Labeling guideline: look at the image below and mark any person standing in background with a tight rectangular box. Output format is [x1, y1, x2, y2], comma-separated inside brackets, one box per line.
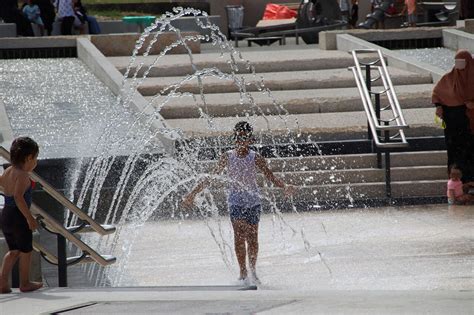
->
[460, 0, 474, 19]
[54, 0, 75, 35]
[339, 0, 350, 23]
[34, 0, 55, 36]
[371, 0, 385, 29]
[400, 0, 417, 27]
[433, 50, 474, 182]
[350, 0, 359, 28]
[22, 0, 45, 36]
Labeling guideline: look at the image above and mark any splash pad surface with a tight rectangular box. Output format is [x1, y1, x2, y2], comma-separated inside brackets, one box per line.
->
[118, 204, 473, 290]
[1, 204, 472, 314]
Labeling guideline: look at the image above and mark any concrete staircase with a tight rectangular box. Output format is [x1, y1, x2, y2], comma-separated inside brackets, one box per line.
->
[190, 151, 447, 207]
[108, 46, 447, 205]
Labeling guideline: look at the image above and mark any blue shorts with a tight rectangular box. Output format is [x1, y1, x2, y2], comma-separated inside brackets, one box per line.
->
[229, 204, 261, 225]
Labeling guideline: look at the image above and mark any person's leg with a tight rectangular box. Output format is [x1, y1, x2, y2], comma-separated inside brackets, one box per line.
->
[87, 16, 101, 34]
[246, 222, 259, 279]
[45, 21, 53, 35]
[61, 16, 74, 35]
[231, 220, 248, 279]
[18, 251, 42, 292]
[0, 250, 20, 293]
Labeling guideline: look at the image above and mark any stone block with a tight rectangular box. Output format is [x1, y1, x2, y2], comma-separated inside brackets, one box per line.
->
[0, 23, 16, 38]
[170, 15, 221, 40]
[353, 27, 443, 41]
[457, 33, 474, 52]
[319, 30, 343, 50]
[90, 32, 201, 56]
[0, 36, 76, 49]
[98, 20, 137, 34]
[442, 29, 458, 50]
[443, 29, 474, 53]
[465, 19, 474, 34]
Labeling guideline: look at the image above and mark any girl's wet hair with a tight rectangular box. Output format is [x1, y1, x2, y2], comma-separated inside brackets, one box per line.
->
[10, 137, 39, 167]
[233, 121, 254, 141]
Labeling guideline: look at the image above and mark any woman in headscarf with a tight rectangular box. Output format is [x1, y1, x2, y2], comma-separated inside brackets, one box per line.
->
[433, 50, 474, 182]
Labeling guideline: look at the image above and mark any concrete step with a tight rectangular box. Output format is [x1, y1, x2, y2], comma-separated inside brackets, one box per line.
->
[292, 179, 446, 200]
[197, 151, 447, 172]
[187, 179, 446, 205]
[267, 166, 447, 185]
[287, 180, 445, 200]
[109, 49, 380, 77]
[190, 152, 448, 201]
[138, 67, 432, 96]
[166, 108, 443, 138]
[149, 84, 434, 119]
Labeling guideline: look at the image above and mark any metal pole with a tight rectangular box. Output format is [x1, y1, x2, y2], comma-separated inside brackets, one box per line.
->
[366, 64, 372, 143]
[375, 93, 382, 168]
[384, 122, 391, 199]
[57, 234, 67, 287]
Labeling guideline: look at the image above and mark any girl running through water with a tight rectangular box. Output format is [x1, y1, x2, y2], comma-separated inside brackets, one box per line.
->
[183, 121, 294, 284]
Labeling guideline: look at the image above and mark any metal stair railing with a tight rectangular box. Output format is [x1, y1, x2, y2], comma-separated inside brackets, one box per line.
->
[0, 146, 115, 236]
[0, 146, 116, 287]
[349, 49, 409, 146]
[348, 49, 410, 198]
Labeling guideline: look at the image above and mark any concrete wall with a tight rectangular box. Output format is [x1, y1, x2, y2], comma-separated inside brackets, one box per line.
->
[90, 32, 200, 57]
[320, 27, 446, 50]
[0, 99, 14, 149]
[335, 33, 445, 82]
[76, 38, 175, 154]
[0, 36, 77, 48]
[0, 23, 16, 38]
[443, 28, 474, 52]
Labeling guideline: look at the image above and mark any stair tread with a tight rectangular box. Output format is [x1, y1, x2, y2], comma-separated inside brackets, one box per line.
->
[147, 84, 434, 119]
[138, 67, 431, 95]
[109, 49, 381, 76]
[66, 224, 116, 233]
[166, 108, 442, 136]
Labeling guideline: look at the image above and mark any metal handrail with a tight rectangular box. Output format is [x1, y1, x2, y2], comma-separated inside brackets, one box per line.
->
[0, 146, 115, 236]
[349, 49, 409, 148]
[30, 202, 116, 266]
[349, 49, 413, 198]
[0, 187, 115, 267]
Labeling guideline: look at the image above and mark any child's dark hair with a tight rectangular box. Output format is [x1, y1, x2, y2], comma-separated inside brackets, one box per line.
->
[10, 137, 39, 167]
[233, 121, 253, 141]
[449, 164, 460, 173]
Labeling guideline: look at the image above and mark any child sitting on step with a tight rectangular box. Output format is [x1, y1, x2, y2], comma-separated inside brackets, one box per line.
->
[22, 0, 45, 36]
[447, 164, 474, 205]
[0, 137, 42, 294]
[183, 121, 294, 284]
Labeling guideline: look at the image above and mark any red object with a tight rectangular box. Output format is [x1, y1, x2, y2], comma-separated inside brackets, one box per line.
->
[31, 180, 36, 189]
[386, 4, 397, 15]
[263, 3, 297, 20]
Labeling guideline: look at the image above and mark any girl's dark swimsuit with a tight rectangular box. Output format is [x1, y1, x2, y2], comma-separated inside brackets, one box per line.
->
[1, 184, 33, 253]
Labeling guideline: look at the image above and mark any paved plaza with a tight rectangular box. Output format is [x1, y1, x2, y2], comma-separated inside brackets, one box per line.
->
[1, 204, 472, 314]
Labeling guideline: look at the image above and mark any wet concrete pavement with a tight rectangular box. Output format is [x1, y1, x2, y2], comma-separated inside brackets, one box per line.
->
[1, 204, 472, 314]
